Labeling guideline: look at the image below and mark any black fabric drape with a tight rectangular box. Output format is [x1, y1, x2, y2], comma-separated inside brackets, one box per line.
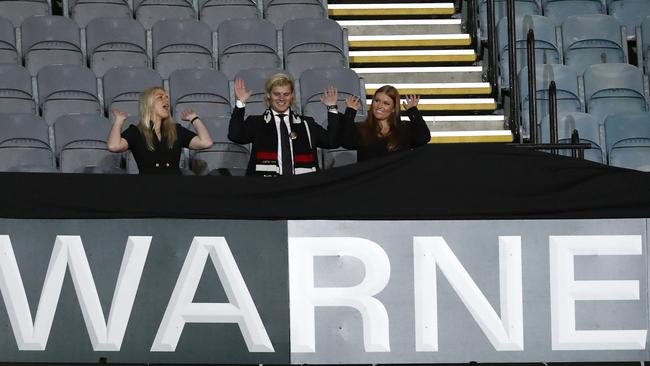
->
[2, 143, 650, 220]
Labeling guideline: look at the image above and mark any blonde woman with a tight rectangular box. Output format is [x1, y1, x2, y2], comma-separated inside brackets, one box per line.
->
[107, 86, 213, 175]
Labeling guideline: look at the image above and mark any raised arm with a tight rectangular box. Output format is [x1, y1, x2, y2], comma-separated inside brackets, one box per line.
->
[181, 109, 213, 149]
[402, 94, 431, 147]
[228, 78, 255, 144]
[107, 108, 129, 152]
[340, 94, 361, 149]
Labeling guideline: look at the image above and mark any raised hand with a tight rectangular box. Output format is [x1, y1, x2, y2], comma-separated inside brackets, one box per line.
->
[319, 86, 338, 106]
[346, 95, 361, 111]
[181, 108, 198, 121]
[402, 94, 420, 110]
[234, 78, 252, 103]
[111, 108, 127, 122]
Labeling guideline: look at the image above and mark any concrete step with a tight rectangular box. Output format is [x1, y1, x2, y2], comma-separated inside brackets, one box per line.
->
[365, 82, 491, 95]
[428, 130, 513, 143]
[369, 97, 497, 111]
[328, 3, 456, 17]
[411, 115, 506, 130]
[337, 19, 462, 35]
[349, 49, 476, 64]
[348, 33, 470, 48]
[353, 66, 484, 83]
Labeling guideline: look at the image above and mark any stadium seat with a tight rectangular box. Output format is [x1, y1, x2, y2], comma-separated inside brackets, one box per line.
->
[497, 15, 560, 89]
[217, 18, 281, 79]
[37, 64, 101, 127]
[189, 116, 249, 175]
[86, 17, 148, 77]
[640, 16, 650, 73]
[134, 0, 196, 30]
[0, 16, 19, 64]
[0, 113, 55, 172]
[519, 64, 581, 137]
[321, 148, 357, 169]
[168, 68, 231, 122]
[299, 66, 365, 127]
[263, 0, 327, 29]
[53, 113, 122, 173]
[478, 0, 541, 41]
[283, 17, 347, 79]
[152, 19, 214, 79]
[562, 14, 626, 74]
[0, 0, 50, 27]
[21, 15, 83, 76]
[540, 112, 604, 163]
[67, 0, 132, 27]
[103, 67, 163, 117]
[198, 0, 259, 31]
[583, 63, 647, 125]
[0, 64, 36, 114]
[604, 112, 650, 170]
[542, 0, 606, 26]
[608, 0, 650, 38]
[233, 67, 284, 116]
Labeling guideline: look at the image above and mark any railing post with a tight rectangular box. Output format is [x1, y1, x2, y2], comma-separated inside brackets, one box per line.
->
[526, 28, 537, 144]
[487, 0, 498, 93]
[467, 0, 479, 55]
[570, 129, 584, 159]
[507, 0, 520, 141]
[549, 81, 558, 154]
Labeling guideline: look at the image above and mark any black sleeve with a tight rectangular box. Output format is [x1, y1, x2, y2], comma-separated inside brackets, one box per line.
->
[309, 110, 344, 149]
[177, 124, 197, 148]
[405, 107, 431, 147]
[341, 107, 360, 149]
[228, 106, 255, 144]
[120, 125, 140, 149]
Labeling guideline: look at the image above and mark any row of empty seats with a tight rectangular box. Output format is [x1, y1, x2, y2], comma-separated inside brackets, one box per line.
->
[0, 15, 348, 78]
[0, 0, 327, 29]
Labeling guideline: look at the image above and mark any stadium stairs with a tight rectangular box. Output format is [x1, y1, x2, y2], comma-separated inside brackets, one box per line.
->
[327, 0, 511, 143]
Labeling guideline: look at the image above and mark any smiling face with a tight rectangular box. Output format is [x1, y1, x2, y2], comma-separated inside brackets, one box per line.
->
[371, 92, 395, 122]
[151, 89, 170, 121]
[269, 84, 293, 113]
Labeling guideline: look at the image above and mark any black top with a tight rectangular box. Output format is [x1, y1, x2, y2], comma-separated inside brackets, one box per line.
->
[341, 106, 431, 161]
[121, 123, 196, 175]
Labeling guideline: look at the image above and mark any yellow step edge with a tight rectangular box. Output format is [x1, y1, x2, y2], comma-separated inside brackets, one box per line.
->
[349, 39, 471, 48]
[429, 135, 513, 143]
[415, 103, 497, 111]
[366, 86, 492, 95]
[350, 54, 477, 63]
[329, 8, 455, 16]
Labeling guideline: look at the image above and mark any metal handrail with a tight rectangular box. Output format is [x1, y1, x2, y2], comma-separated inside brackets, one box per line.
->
[548, 80, 558, 154]
[487, 0, 498, 92]
[467, 0, 479, 55]
[506, 0, 520, 142]
[526, 28, 537, 144]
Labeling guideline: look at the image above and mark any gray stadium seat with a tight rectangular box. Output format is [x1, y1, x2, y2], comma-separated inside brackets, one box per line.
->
[299, 66, 366, 127]
[169, 68, 231, 122]
[134, 0, 196, 30]
[540, 112, 604, 163]
[37, 65, 101, 126]
[67, 0, 132, 27]
[519, 64, 581, 137]
[218, 18, 281, 79]
[198, 0, 258, 31]
[0, 64, 36, 114]
[605, 112, 650, 170]
[478, 0, 541, 41]
[0, 0, 50, 27]
[498, 15, 559, 89]
[152, 19, 214, 79]
[263, 0, 326, 29]
[233, 67, 284, 116]
[608, 0, 650, 39]
[562, 14, 625, 75]
[584, 63, 647, 125]
[0, 16, 19, 64]
[86, 17, 148, 77]
[53, 113, 122, 173]
[283, 17, 346, 79]
[542, 0, 606, 26]
[21, 15, 83, 76]
[321, 148, 357, 169]
[103, 66, 163, 117]
[0, 113, 55, 171]
[189, 116, 249, 175]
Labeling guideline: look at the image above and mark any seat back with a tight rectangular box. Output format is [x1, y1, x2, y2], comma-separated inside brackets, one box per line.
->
[189, 116, 249, 175]
[69, 0, 131, 27]
[604, 112, 650, 170]
[542, 0, 605, 25]
[562, 14, 625, 74]
[86, 17, 148, 77]
[21, 15, 83, 76]
[152, 19, 214, 79]
[199, 0, 258, 31]
[478, 0, 541, 40]
[283, 17, 346, 78]
[541, 112, 603, 163]
[584, 63, 647, 124]
[133, 0, 196, 29]
[0, 16, 18, 64]
[0, 113, 54, 171]
[0, 0, 49, 27]
[218, 18, 280, 79]
[608, 0, 650, 37]
[103, 67, 163, 116]
[169, 68, 231, 121]
[263, 0, 326, 29]
[0, 64, 36, 114]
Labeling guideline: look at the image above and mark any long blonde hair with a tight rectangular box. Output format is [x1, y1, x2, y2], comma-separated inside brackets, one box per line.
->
[137, 86, 177, 151]
[264, 73, 295, 108]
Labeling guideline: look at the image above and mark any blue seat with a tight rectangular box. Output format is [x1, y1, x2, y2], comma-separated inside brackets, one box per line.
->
[604, 112, 650, 170]
[67, 0, 131, 27]
[103, 67, 163, 117]
[86, 17, 148, 77]
[152, 19, 214, 79]
[541, 112, 604, 163]
[233, 67, 284, 116]
[478, 0, 541, 40]
[0, 64, 36, 114]
[0, 113, 55, 172]
[519, 64, 581, 137]
[608, 0, 650, 38]
[283, 18, 346, 79]
[497, 15, 559, 89]
[263, 0, 326, 29]
[562, 14, 625, 74]
[0, 0, 50, 27]
[189, 116, 249, 175]
[168, 68, 231, 121]
[584, 63, 647, 125]
[0, 16, 18, 64]
[542, 0, 605, 26]
[198, 0, 258, 31]
[21, 15, 83, 76]
[134, 0, 196, 30]
[218, 18, 281, 79]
